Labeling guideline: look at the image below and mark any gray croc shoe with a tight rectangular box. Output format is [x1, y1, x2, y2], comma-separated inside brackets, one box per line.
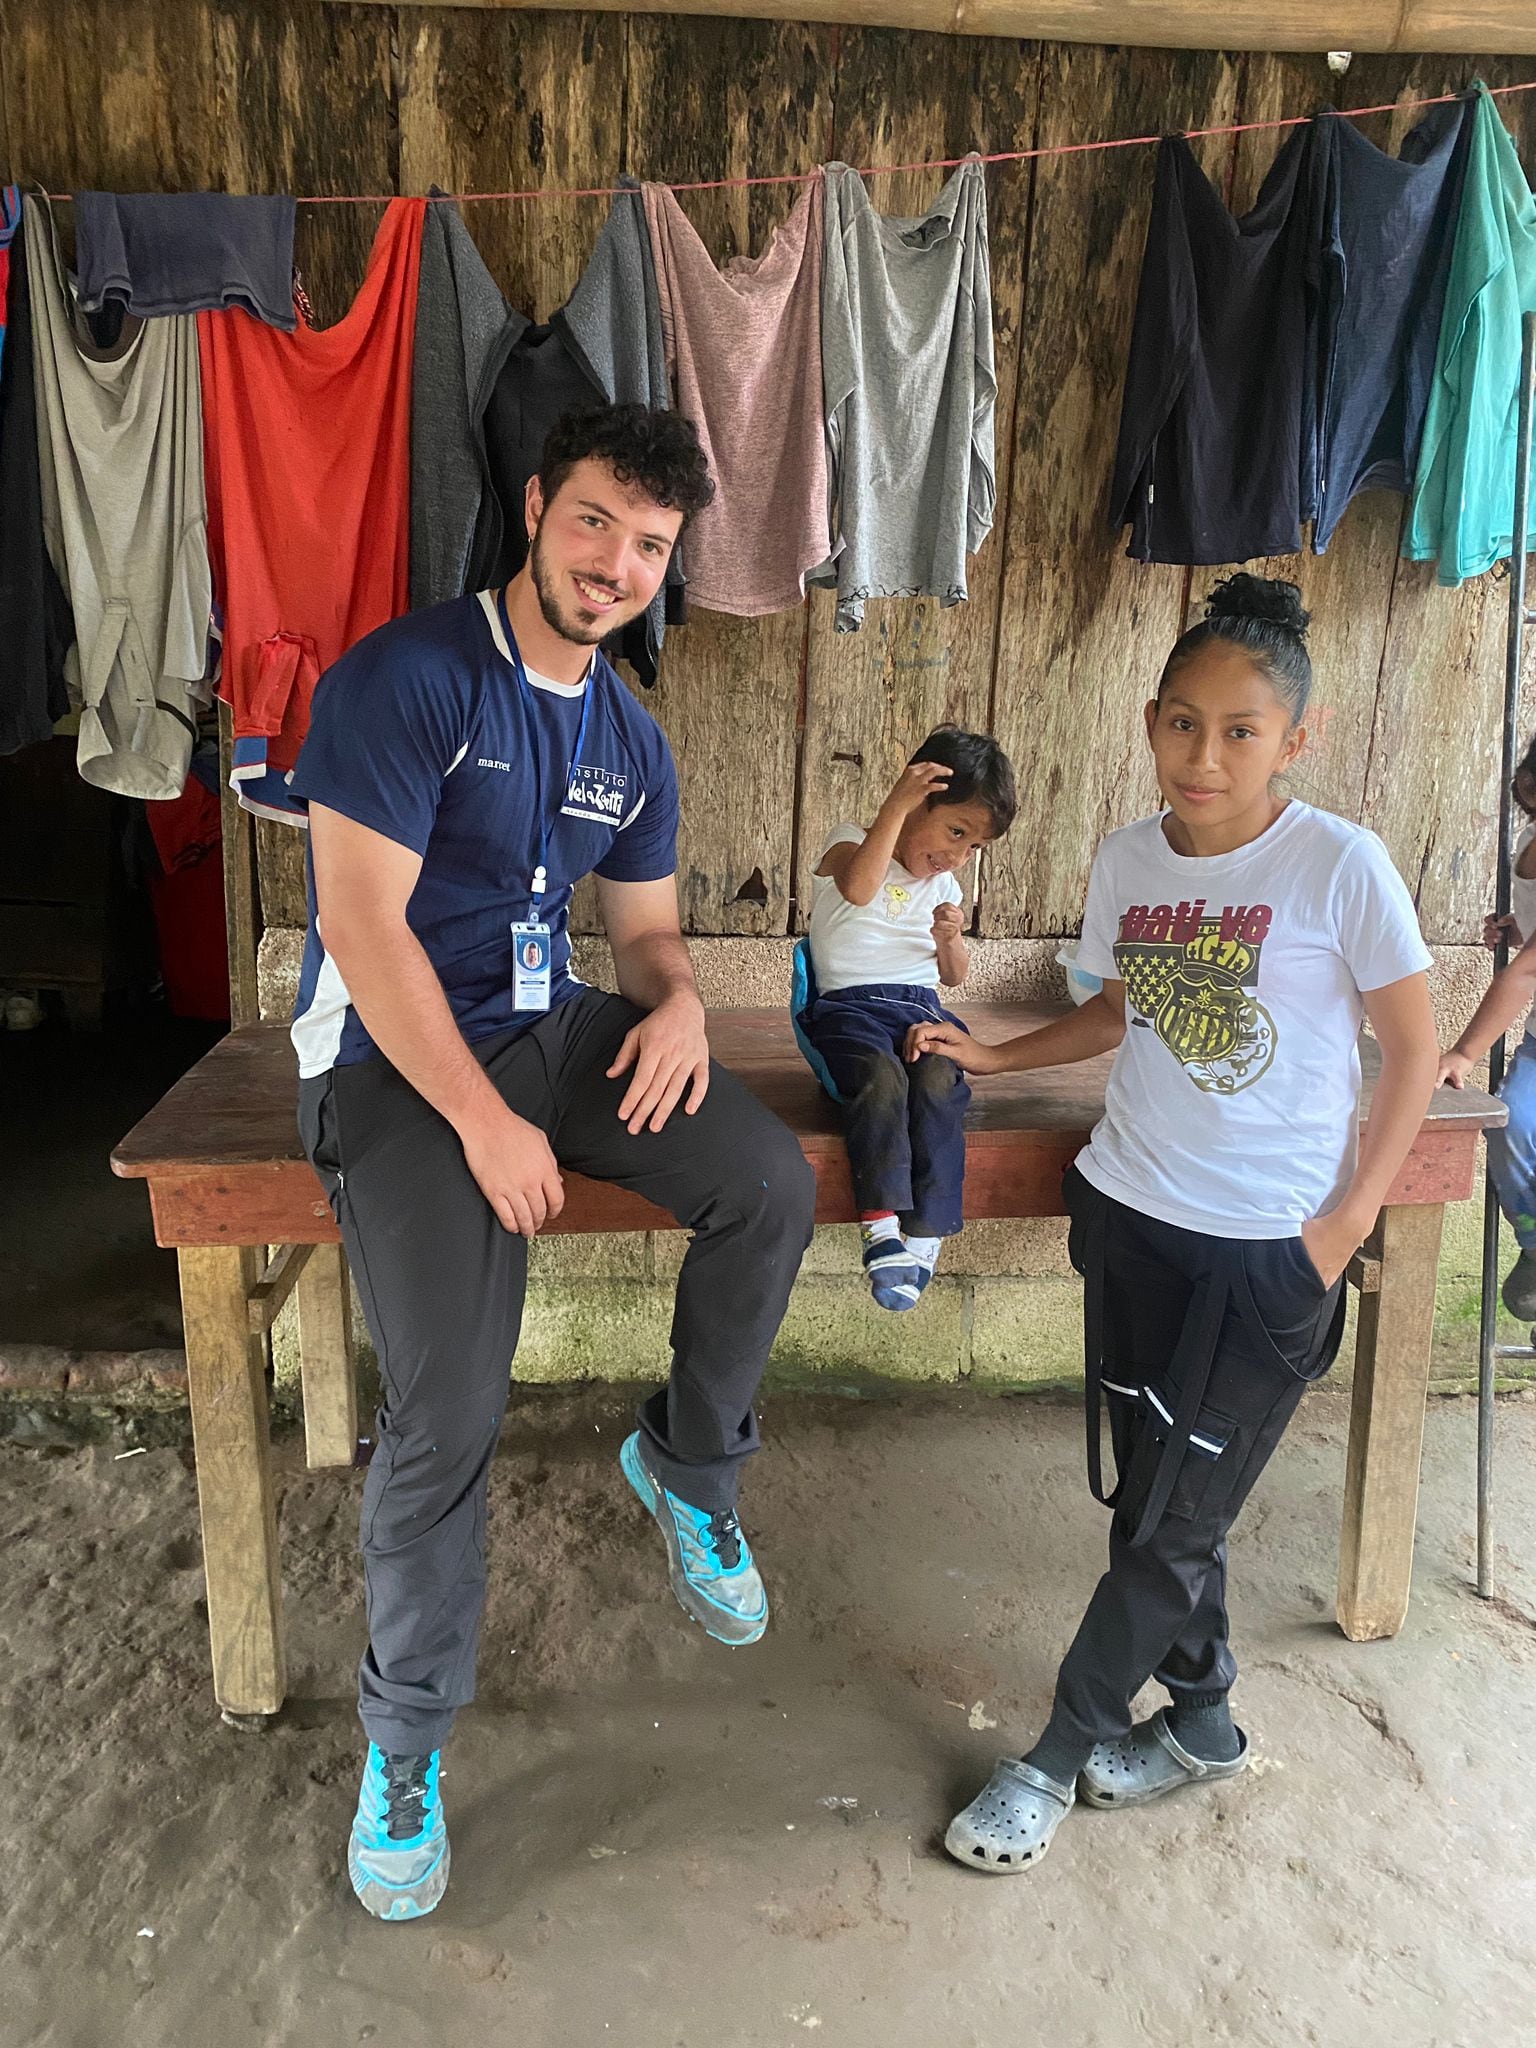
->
[944, 1758, 1075, 1875]
[1078, 1708, 1249, 1809]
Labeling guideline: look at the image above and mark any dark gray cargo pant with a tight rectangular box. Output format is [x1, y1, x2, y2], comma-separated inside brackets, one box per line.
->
[299, 989, 816, 1754]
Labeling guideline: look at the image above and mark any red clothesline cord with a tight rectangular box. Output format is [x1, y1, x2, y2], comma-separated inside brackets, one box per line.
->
[42, 77, 1536, 206]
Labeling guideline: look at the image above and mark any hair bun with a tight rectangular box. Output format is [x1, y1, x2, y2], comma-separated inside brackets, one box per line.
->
[1204, 573, 1310, 638]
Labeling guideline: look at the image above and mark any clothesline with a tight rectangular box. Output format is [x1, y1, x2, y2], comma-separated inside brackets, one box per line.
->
[38, 75, 1536, 207]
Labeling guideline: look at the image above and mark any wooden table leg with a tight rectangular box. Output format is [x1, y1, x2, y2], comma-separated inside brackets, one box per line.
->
[1336, 1203, 1445, 1642]
[296, 1241, 358, 1470]
[179, 1244, 286, 1717]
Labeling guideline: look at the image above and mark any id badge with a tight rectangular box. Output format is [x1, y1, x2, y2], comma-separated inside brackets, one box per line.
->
[511, 922, 552, 1012]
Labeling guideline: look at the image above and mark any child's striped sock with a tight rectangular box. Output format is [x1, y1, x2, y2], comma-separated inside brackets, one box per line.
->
[859, 1214, 922, 1312]
[905, 1235, 943, 1297]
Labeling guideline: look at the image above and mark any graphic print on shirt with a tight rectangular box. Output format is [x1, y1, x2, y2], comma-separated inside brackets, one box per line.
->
[883, 881, 914, 922]
[562, 762, 628, 825]
[1113, 900, 1276, 1095]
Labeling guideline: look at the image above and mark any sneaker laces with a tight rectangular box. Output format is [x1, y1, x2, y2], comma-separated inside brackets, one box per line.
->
[382, 1753, 433, 1841]
[706, 1507, 743, 1571]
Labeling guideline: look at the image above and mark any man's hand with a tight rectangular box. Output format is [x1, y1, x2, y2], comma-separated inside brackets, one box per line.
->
[931, 902, 965, 944]
[1436, 1049, 1474, 1090]
[884, 760, 952, 817]
[608, 993, 711, 1134]
[905, 1020, 1003, 1073]
[458, 1103, 565, 1237]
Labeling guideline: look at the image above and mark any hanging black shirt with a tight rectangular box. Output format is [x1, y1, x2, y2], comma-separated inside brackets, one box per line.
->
[468, 316, 685, 688]
[1109, 126, 1321, 566]
[0, 204, 73, 756]
[1308, 96, 1474, 551]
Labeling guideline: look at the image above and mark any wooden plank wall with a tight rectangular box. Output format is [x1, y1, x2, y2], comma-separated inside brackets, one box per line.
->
[3, 4, 1531, 948]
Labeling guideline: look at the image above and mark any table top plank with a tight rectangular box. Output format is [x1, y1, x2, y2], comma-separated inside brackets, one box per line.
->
[113, 1006, 1503, 1182]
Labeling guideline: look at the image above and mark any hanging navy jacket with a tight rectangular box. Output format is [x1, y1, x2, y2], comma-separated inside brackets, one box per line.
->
[1110, 127, 1322, 566]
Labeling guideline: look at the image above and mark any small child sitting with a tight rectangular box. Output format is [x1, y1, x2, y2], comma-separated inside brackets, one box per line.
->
[801, 727, 1018, 1310]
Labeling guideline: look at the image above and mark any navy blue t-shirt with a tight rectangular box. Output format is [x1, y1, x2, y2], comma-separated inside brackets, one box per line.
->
[288, 590, 679, 1075]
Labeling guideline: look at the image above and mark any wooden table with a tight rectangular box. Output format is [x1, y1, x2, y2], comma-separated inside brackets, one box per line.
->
[113, 1004, 1504, 1723]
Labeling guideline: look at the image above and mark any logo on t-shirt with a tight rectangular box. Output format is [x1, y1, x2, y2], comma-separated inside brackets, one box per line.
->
[561, 763, 627, 826]
[1113, 900, 1276, 1095]
[882, 881, 914, 922]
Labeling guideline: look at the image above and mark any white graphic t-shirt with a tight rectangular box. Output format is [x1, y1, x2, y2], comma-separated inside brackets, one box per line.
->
[808, 824, 964, 994]
[1074, 802, 1433, 1239]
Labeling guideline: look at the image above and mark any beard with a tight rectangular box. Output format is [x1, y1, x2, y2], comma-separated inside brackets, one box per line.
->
[529, 525, 636, 647]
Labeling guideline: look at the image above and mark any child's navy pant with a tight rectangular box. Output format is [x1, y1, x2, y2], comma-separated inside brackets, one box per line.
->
[801, 982, 970, 1238]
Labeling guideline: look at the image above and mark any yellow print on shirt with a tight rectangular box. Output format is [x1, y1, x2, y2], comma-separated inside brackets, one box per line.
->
[1112, 900, 1277, 1095]
[882, 882, 913, 922]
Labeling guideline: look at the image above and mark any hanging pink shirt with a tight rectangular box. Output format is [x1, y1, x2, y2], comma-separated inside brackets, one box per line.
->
[643, 178, 828, 616]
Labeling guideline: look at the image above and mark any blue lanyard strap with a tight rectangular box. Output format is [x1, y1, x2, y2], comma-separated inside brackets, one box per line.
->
[497, 587, 594, 923]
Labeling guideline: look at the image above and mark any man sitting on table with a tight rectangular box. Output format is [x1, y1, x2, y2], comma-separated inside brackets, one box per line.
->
[288, 403, 815, 1921]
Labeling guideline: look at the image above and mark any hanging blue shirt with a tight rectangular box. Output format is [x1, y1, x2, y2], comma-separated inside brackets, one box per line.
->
[287, 590, 679, 1076]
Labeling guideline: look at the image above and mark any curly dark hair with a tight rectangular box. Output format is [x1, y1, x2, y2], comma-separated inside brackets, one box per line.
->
[908, 726, 1018, 839]
[538, 403, 716, 526]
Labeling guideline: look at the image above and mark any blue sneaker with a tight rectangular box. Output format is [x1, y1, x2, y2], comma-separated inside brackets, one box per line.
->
[348, 1743, 450, 1921]
[860, 1225, 922, 1311]
[620, 1431, 768, 1645]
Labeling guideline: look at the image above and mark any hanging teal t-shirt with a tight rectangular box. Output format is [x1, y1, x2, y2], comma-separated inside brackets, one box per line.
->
[1404, 84, 1536, 586]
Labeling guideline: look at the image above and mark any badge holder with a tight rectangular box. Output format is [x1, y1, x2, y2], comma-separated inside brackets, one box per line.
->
[512, 864, 552, 1012]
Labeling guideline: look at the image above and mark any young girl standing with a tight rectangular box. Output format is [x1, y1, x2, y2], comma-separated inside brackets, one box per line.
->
[910, 576, 1439, 1873]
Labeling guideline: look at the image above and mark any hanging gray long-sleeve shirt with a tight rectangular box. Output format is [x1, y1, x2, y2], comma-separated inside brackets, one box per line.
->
[815, 158, 996, 632]
[26, 195, 210, 800]
[408, 193, 525, 613]
[555, 176, 681, 675]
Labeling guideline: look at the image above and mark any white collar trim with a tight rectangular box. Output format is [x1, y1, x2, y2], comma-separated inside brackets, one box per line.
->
[477, 589, 594, 698]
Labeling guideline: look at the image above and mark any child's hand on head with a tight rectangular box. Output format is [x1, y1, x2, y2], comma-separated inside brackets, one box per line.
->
[932, 902, 965, 943]
[885, 760, 953, 816]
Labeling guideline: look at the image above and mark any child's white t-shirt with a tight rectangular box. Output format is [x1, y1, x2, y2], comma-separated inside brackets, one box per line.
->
[807, 824, 963, 994]
[1074, 801, 1432, 1239]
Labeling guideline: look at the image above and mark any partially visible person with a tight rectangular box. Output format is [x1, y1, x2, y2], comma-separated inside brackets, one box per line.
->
[1437, 734, 1536, 1319]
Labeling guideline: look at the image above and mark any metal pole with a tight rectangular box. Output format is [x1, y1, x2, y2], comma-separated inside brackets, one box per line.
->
[1478, 309, 1536, 1599]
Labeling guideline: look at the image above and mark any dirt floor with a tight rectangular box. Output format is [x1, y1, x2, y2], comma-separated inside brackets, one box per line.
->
[3, 1385, 1534, 2048]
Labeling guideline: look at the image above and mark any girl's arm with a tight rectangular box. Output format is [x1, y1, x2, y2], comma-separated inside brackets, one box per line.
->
[1438, 938, 1536, 1087]
[906, 982, 1127, 1074]
[1302, 971, 1439, 1288]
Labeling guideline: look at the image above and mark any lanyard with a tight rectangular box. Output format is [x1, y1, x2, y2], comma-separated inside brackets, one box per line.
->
[498, 587, 594, 923]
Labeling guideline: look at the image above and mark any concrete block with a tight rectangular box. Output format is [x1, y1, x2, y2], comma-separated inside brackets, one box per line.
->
[949, 1217, 1073, 1278]
[515, 1282, 675, 1384]
[770, 1276, 966, 1383]
[528, 1232, 649, 1280]
[257, 926, 303, 1022]
[969, 1276, 1084, 1387]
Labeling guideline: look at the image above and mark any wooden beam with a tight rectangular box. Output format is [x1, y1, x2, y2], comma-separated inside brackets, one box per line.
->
[296, 1242, 358, 1471]
[334, 1, 1536, 58]
[217, 700, 260, 1030]
[178, 1245, 286, 1719]
[1336, 1203, 1446, 1643]
[246, 1241, 314, 1336]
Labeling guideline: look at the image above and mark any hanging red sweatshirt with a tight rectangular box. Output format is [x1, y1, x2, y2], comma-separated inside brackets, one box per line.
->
[199, 197, 424, 822]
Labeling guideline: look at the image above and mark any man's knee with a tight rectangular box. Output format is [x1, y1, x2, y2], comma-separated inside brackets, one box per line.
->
[724, 1107, 816, 1240]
